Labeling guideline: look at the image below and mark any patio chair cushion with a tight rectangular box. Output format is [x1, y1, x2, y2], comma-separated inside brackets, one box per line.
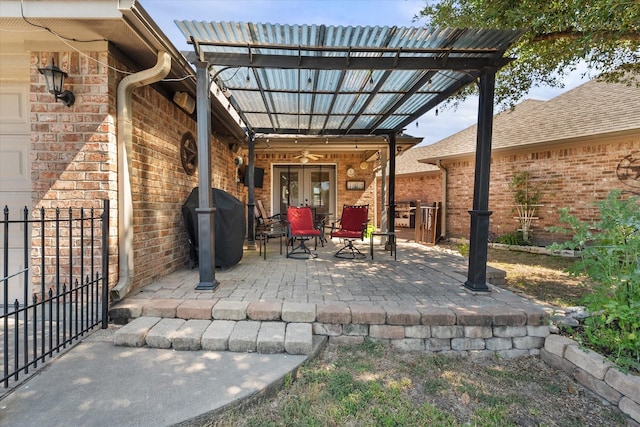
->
[287, 206, 321, 237]
[331, 229, 362, 239]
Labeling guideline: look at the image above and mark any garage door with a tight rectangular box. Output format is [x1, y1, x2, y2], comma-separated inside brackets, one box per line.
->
[0, 50, 31, 307]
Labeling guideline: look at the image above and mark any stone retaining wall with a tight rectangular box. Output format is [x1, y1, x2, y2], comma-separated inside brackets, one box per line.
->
[109, 299, 550, 357]
[311, 303, 549, 357]
[542, 335, 640, 423]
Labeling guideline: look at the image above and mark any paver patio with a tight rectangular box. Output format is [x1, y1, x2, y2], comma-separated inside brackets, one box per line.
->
[110, 234, 550, 357]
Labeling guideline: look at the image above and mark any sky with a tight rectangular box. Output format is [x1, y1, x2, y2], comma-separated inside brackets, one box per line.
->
[140, 0, 590, 146]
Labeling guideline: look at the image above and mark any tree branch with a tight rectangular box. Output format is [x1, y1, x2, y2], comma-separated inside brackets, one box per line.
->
[532, 30, 640, 43]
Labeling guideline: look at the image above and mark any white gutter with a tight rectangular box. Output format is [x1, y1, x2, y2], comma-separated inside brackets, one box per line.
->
[436, 159, 447, 239]
[111, 51, 171, 302]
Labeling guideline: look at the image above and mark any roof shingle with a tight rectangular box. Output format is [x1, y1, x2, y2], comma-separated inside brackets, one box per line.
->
[397, 78, 640, 171]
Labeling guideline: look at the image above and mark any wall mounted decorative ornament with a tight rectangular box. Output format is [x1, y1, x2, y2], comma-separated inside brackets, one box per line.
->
[346, 180, 365, 190]
[617, 152, 640, 194]
[180, 131, 197, 175]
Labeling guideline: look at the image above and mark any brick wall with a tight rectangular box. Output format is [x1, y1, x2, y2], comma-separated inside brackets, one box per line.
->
[30, 51, 118, 293]
[443, 132, 640, 245]
[31, 51, 115, 209]
[29, 49, 244, 296]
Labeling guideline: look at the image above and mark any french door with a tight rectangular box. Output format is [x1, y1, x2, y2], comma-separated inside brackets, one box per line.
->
[273, 165, 336, 217]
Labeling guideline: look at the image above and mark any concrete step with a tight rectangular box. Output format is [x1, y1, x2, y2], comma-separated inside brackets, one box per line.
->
[114, 317, 314, 355]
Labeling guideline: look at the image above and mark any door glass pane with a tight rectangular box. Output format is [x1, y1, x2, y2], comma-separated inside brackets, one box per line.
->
[310, 171, 330, 212]
[277, 169, 299, 215]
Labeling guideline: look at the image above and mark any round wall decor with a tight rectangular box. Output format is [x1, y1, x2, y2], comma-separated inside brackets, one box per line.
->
[180, 131, 197, 175]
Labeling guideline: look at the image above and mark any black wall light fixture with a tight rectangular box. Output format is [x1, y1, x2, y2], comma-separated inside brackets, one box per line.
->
[38, 58, 75, 107]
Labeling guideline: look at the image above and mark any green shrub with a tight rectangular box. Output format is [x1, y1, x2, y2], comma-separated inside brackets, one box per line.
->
[548, 190, 640, 372]
[492, 231, 531, 246]
[457, 241, 470, 257]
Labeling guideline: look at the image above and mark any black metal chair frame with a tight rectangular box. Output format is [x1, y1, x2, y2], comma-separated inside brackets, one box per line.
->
[254, 201, 286, 260]
[256, 218, 287, 260]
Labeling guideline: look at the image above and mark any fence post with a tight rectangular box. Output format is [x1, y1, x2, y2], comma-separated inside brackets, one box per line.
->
[433, 202, 441, 244]
[3, 206, 8, 388]
[414, 200, 422, 243]
[101, 199, 110, 329]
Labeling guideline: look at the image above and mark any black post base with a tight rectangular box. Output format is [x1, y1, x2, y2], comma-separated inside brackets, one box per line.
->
[465, 209, 492, 292]
[195, 280, 219, 291]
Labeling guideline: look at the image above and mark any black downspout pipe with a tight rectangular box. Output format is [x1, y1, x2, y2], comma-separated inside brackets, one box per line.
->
[247, 134, 256, 249]
[388, 133, 397, 236]
[194, 61, 218, 290]
[465, 69, 497, 292]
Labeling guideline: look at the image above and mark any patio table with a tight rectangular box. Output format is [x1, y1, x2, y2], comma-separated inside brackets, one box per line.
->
[370, 231, 396, 260]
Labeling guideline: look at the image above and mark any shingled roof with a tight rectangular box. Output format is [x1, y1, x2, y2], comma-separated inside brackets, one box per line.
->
[395, 77, 640, 172]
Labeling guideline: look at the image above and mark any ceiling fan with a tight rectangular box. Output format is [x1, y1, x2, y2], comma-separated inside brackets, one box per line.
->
[294, 150, 323, 163]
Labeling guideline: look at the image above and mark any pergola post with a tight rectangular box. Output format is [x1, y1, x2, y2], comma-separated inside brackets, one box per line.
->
[194, 61, 218, 290]
[465, 68, 497, 292]
[247, 134, 256, 249]
[388, 133, 397, 236]
[380, 148, 388, 234]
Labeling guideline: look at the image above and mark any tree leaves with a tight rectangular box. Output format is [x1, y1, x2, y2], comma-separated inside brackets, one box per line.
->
[416, 0, 640, 107]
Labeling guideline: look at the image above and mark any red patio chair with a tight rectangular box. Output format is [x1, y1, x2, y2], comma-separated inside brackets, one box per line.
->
[285, 205, 321, 258]
[330, 204, 370, 259]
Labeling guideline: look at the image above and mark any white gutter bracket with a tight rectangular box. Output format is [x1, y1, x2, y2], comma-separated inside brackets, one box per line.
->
[111, 51, 171, 302]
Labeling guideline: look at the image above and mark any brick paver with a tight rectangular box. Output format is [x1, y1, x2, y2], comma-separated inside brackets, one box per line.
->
[201, 320, 236, 351]
[176, 300, 217, 320]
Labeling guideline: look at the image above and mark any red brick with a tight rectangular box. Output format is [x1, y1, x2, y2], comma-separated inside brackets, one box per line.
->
[316, 304, 351, 324]
[369, 325, 405, 339]
[141, 299, 180, 318]
[451, 307, 493, 326]
[350, 305, 386, 324]
[418, 307, 456, 326]
[247, 301, 282, 321]
[176, 300, 216, 320]
[385, 307, 420, 325]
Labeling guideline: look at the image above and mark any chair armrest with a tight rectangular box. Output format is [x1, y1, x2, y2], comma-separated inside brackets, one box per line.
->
[329, 217, 341, 233]
[360, 219, 370, 239]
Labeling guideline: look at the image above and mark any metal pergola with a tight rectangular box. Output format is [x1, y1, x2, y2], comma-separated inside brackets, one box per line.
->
[176, 22, 523, 292]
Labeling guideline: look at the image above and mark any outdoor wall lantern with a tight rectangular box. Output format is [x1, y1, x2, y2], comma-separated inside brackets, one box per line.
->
[38, 58, 75, 107]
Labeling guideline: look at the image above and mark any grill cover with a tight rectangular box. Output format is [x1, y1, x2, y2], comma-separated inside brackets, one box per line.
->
[182, 187, 245, 268]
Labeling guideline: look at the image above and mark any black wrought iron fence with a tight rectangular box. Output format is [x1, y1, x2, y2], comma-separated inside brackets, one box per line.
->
[0, 200, 109, 389]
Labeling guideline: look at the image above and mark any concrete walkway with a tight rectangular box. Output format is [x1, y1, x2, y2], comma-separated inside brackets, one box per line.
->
[0, 327, 324, 427]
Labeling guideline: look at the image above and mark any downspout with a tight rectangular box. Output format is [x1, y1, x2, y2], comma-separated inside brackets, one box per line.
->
[436, 160, 447, 239]
[111, 51, 172, 302]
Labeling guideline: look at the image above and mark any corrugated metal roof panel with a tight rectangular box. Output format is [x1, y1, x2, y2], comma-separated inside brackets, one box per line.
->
[176, 21, 523, 135]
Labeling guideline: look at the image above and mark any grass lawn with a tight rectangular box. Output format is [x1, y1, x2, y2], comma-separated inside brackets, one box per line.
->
[486, 247, 589, 307]
[206, 340, 626, 427]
